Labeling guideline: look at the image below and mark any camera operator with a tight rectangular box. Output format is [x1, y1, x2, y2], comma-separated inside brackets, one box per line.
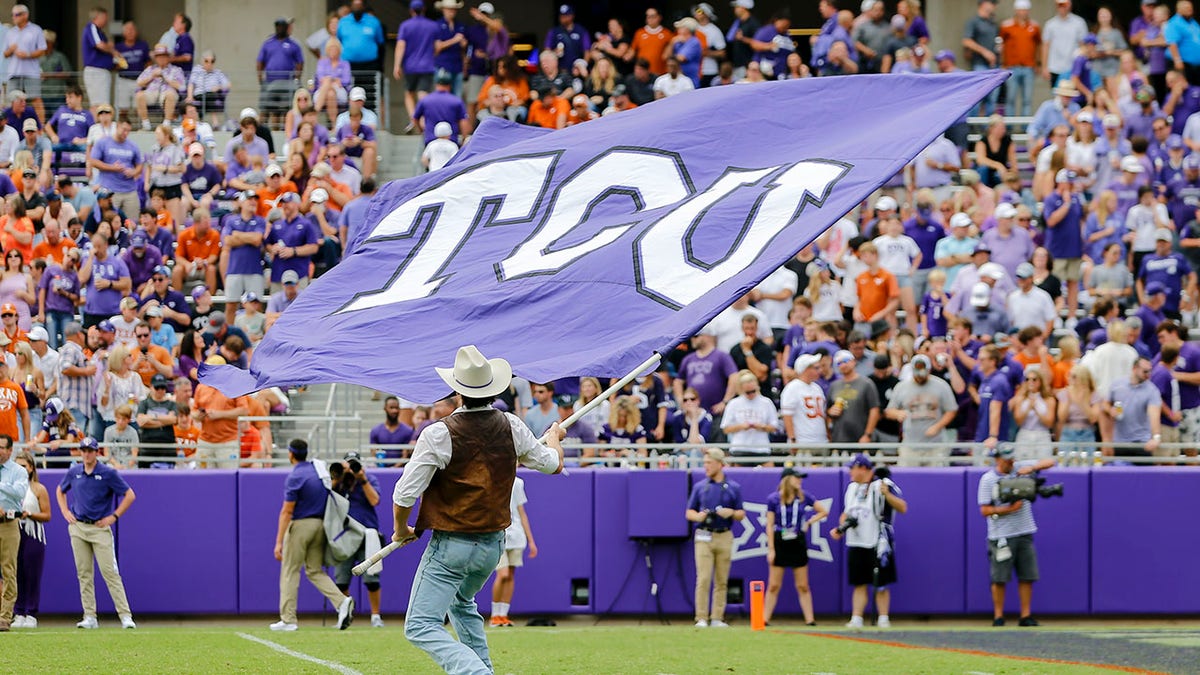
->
[831, 453, 907, 630]
[976, 446, 1055, 627]
[330, 451, 384, 628]
[685, 448, 745, 628]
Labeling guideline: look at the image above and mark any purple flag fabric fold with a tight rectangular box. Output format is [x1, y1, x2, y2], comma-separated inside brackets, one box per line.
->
[203, 72, 1008, 401]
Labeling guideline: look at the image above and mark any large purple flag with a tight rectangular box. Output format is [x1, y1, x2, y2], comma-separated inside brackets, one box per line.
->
[203, 72, 1006, 401]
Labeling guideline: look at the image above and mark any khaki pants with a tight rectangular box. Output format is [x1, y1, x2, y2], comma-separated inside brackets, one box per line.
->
[0, 520, 18, 622]
[195, 440, 239, 469]
[279, 518, 346, 623]
[68, 522, 131, 618]
[694, 530, 734, 622]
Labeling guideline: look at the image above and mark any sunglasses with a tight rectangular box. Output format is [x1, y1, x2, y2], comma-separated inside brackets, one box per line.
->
[682, 397, 697, 402]
[7, 253, 20, 258]
[152, 276, 166, 281]
[136, 333, 151, 338]
[1, 314, 14, 318]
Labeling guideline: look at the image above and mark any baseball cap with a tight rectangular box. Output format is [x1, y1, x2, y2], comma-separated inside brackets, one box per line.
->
[970, 282, 991, 307]
[151, 373, 170, 389]
[310, 188, 329, 204]
[410, 0, 425, 9]
[241, 291, 261, 304]
[264, 164, 283, 177]
[477, 2, 495, 15]
[980, 262, 1006, 280]
[349, 86, 367, 102]
[434, 121, 453, 138]
[27, 326, 47, 342]
[949, 212, 973, 229]
[43, 397, 63, 422]
[278, 192, 301, 204]
[274, 16, 295, 26]
[46, 191, 61, 202]
[934, 49, 955, 63]
[21, 118, 37, 133]
[571, 93, 589, 106]
[130, 231, 147, 248]
[1186, 154, 1200, 171]
[181, 117, 197, 131]
[119, 296, 139, 310]
[780, 466, 807, 479]
[847, 453, 874, 469]
[993, 332, 1012, 348]
[237, 189, 259, 202]
[1015, 262, 1035, 279]
[1120, 156, 1145, 173]
[281, 270, 301, 286]
[833, 349, 855, 367]
[239, 107, 259, 122]
[1076, 110, 1094, 124]
[21, 167, 36, 178]
[973, 242, 992, 255]
[145, 305, 163, 318]
[79, 437, 100, 453]
[1167, 134, 1185, 150]
[153, 264, 170, 277]
[153, 43, 170, 55]
[558, 4, 575, 14]
[1014, 0, 1031, 8]
[1082, 33, 1098, 46]
[1156, 228, 1175, 242]
[1146, 281, 1167, 296]
[1, 302, 19, 316]
[794, 354, 821, 371]
[612, 84, 628, 97]
[890, 14, 906, 30]
[191, 284, 209, 300]
[434, 69, 454, 85]
[703, 448, 726, 463]
[553, 394, 577, 408]
[1055, 168, 1079, 184]
[674, 17, 699, 32]
[991, 445, 1015, 458]
[994, 202, 1018, 219]
[695, 2, 717, 19]
[875, 195, 898, 212]
[97, 319, 115, 333]
[188, 142, 204, 156]
[1102, 113, 1122, 129]
[310, 163, 331, 178]
[206, 312, 226, 329]
[911, 354, 931, 371]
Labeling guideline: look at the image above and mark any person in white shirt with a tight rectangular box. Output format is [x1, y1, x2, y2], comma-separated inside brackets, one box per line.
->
[1080, 320, 1139, 397]
[872, 216, 922, 333]
[488, 476, 536, 627]
[720, 370, 779, 457]
[0, 115, 18, 168]
[27, 327, 59, 398]
[710, 293, 772, 352]
[780, 354, 828, 450]
[653, 57, 696, 98]
[1040, 0, 1088, 84]
[421, 121, 459, 173]
[1006, 262, 1058, 335]
[1124, 184, 1171, 266]
[752, 265, 799, 341]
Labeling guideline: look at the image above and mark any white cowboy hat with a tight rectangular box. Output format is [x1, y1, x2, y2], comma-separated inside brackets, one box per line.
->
[436, 345, 513, 398]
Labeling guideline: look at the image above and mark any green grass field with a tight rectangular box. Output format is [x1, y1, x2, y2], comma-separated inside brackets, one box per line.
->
[6, 621, 1182, 674]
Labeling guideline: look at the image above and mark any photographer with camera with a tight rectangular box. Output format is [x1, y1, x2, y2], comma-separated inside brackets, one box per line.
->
[977, 445, 1056, 627]
[685, 448, 745, 628]
[831, 453, 907, 630]
[330, 451, 384, 628]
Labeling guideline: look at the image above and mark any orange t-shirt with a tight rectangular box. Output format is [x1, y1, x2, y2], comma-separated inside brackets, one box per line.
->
[256, 182, 300, 216]
[0, 379, 28, 440]
[155, 210, 175, 233]
[566, 108, 597, 126]
[177, 226, 222, 263]
[1051, 357, 1075, 390]
[31, 237, 78, 265]
[999, 19, 1041, 68]
[133, 344, 174, 386]
[176, 419, 201, 457]
[528, 96, 567, 129]
[475, 76, 531, 112]
[239, 424, 262, 459]
[0, 216, 35, 262]
[856, 268, 899, 319]
[632, 26, 674, 75]
[193, 384, 248, 443]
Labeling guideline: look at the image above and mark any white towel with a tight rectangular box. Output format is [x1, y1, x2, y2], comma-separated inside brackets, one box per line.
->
[365, 528, 383, 575]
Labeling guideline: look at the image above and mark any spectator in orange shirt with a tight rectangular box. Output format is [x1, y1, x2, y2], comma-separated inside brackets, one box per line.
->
[173, 207, 220, 292]
[303, 163, 352, 218]
[130, 325, 174, 387]
[528, 84, 567, 129]
[999, 0, 1041, 117]
[630, 7, 673, 75]
[256, 164, 299, 217]
[31, 220, 77, 265]
[1, 198, 35, 264]
[853, 242, 900, 340]
[0, 358, 30, 442]
[191, 355, 250, 469]
[566, 94, 598, 125]
[174, 402, 201, 458]
[0, 303, 28, 354]
[603, 84, 638, 114]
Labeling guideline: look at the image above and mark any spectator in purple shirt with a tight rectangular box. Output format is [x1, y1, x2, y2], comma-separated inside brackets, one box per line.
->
[122, 225, 163, 295]
[369, 396, 415, 463]
[161, 13, 194, 76]
[79, 232, 131, 328]
[257, 18, 305, 124]
[315, 39, 353, 125]
[394, 0, 440, 130]
[114, 22, 151, 116]
[1137, 231, 1196, 320]
[544, 5, 591, 72]
[750, 12, 794, 79]
[266, 193, 320, 289]
[670, 18, 704, 87]
[336, 110, 377, 178]
[673, 328, 737, 433]
[433, 0, 467, 96]
[87, 120, 144, 219]
[81, 7, 119, 109]
[1042, 169, 1085, 318]
[413, 70, 468, 143]
[219, 192, 267, 325]
[46, 86, 93, 151]
[38, 250, 81, 349]
[981, 203, 1035, 277]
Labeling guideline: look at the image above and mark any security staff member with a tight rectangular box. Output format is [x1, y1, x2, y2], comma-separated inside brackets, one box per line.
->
[977, 446, 1055, 627]
[0, 434, 29, 631]
[54, 436, 137, 630]
[271, 439, 354, 632]
[685, 448, 745, 628]
[332, 450, 385, 628]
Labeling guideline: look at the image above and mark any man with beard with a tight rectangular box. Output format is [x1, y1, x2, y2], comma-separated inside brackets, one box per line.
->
[369, 396, 414, 464]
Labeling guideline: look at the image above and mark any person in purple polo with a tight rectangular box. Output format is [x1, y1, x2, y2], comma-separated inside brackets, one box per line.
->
[257, 18, 305, 123]
[673, 327, 738, 439]
[114, 22, 150, 115]
[369, 396, 415, 464]
[1042, 168, 1085, 320]
[1156, 321, 1200, 448]
[78, 232, 131, 329]
[46, 86, 93, 151]
[266, 193, 320, 290]
[81, 7, 121, 109]
[121, 226, 164, 295]
[980, 203, 1035, 278]
[1138, 229, 1196, 321]
[750, 11, 794, 79]
[975, 345, 1013, 451]
[394, 0, 439, 132]
[413, 70, 468, 144]
[901, 194, 944, 306]
[87, 120, 143, 220]
[432, 0, 467, 97]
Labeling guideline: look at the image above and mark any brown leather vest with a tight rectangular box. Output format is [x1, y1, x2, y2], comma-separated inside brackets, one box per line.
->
[415, 409, 517, 533]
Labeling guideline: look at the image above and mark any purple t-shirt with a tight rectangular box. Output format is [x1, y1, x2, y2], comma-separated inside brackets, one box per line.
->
[465, 24, 490, 77]
[1172, 342, 1200, 409]
[975, 370, 1013, 442]
[92, 136, 144, 193]
[1150, 364, 1180, 428]
[174, 32, 195, 76]
[1042, 192, 1084, 259]
[316, 57, 352, 89]
[667, 409, 712, 443]
[678, 349, 738, 411]
[182, 162, 224, 196]
[83, 255, 130, 316]
[764, 491, 815, 531]
[220, 213, 266, 275]
[752, 25, 792, 78]
[980, 226, 1036, 276]
[115, 39, 150, 79]
[266, 216, 321, 282]
[370, 422, 414, 459]
[782, 324, 806, 368]
[1172, 86, 1200, 135]
[1138, 252, 1193, 314]
[413, 91, 467, 143]
[122, 245, 164, 289]
[903, 217, 944, 270]
[140, 288, 191, 333]
[82, 22, 114, 70]
[39, 264, 80, 314]
[434, 19, 466, 74]
[257, 37, 304, 81]
[397, 16, 440, 74]
[146, 227, 175, 259]
[49, 105, 94, 145]
[336, 123, 376, 158]
[921, 292, 948, 337]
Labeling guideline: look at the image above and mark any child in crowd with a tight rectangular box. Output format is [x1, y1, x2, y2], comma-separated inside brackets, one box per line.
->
[421, 122, 459, 173]
[920, 269, 948, 338]
[103, 404, 140, 469]
[873, 216, 922, 332]
[235, 292, 266, 345]
[805, 258, 843, 322]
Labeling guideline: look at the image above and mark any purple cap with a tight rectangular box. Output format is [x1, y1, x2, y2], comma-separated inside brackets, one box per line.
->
[278, 192, 300, 204]
[97, 319, 115, 333]
[1185, 154, 1200, 170]
[79, 437, 100, 452]
[131, 230, 147, 248]
[558, 4, 574, 15]
[410, 0, 424, 8]
[973, 242, 992, 254]
[153, 265, 171, 277]
[1082, 33, 1098, 45]
[847, 453, 874, 469]
[1146, 281, 1167, 296]
[43, 397, 63, 423]
[1167, 134, 1185, 150]
[934, 49, 955, 62]
[191, 284, 209, 300]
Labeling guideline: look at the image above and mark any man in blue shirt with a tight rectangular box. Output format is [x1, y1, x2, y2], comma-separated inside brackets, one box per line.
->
[413, 70, 468, 144]
[332, 451, 385, 627]
[1043, 168, 1086, 319]
[394, 0, 440, 129]
[685, 448, 745, 628]
[544, 5, 590, 72]
[338, 0, 385, 90]
[433, 0, 467, 97]
[257, 18, 304, 123]
[272, 439, 354, 632]
[55, 436, 137, 630]
[0, 434, 28, 631]
[266, 193, 320, 291]
[1137, 229, 1196, 320]
[976, 345, 1013, 450]
[1166, 0, 1200, 86]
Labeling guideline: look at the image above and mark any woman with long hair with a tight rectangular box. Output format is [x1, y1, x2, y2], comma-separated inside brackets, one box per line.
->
[1066, 111, 1099, 193]
[284, 150, 312, 195]
[573, 376, 610, 434]
[97, 345, 146, 431]
[599, 395, 647, 458]
[476, 55, 529, 116]
[34, 397, 81, 463]
[1083, 190, 1124, 264]
[1092, 7, 1127, 95]
[1057, 364, 1099, 460]
[806, 259, 843, 323]
[586, 57, 618, 109]
[763, 467, 827, 626]
[291, 121, 323, 168]
[1011, 365, 1057, 460]
[0, 197, 34, 265]
[13, 450, 50, 629]
[145, 123, 186, 228]
[284, 88, 314, 140]
[13, 341, 44, 439]
[974, 115, 1015, 188]
[0, 247, 34, 331]
[897, 0, 929, 44]
[1031, 247, 1064, 312]
[178, 330, 206, 387]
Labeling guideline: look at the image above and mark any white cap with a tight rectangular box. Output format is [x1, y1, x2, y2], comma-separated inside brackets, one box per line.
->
[731, 0, 755, 8]
[349, 86, 367, 102]
[970, 282, 991, 307]
[21, 118, 37, 133]
[1120, 156, 1145, 173]
[477, 2, 495, 14]
[1102, 114, 1122, 128]
[239, 107, 258, 121]
[994, 203, 1018, 219]
[1055, 168, 1077, 183]
[1076, 110, 1094, 124]
[188, 142, 205, 156]
[1014, 0, 1031, 8]
[980, 262, 1006, 281]
[795, 354, 820, 371]
[1156, 227, 1175, 242]
[28, 326, 48, 342]
[264, 164, 283, 177]
[875, 195, 898, 212]
[949, 212, 973, 229]
[434, 121, 453, 138]
[310, 187, 329, 204]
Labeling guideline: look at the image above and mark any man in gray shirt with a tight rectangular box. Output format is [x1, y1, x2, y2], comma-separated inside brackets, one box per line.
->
[963, 0, 1000, 113]
[886, 355, 958, 465]
[1104, 357, 1162, 458]
[827, 350, 880, 444]
[851, 0, 891, 73]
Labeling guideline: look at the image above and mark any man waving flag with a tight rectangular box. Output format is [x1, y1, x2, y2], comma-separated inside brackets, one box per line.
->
[203, 72, 1006, 402]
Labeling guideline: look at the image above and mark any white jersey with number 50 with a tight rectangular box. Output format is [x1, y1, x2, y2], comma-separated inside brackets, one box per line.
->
[780, 379, 827, 444]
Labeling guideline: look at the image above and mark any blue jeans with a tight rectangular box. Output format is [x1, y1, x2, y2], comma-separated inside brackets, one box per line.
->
[1060, 426, 1096, 457]
[405, 530, 504, 675]
[46, 310, 73, 350]
[974, 64, 1000, 115]
[1006, 66, 1035, 117]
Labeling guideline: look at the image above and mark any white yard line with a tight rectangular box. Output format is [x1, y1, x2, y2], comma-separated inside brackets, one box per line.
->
[236, 632, 364, 675]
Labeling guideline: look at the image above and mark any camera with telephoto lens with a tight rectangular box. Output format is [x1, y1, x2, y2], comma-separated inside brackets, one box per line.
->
[347, 457, 362, 474]
[995, 473, 1064, 504]
[835, 516, 859, 535]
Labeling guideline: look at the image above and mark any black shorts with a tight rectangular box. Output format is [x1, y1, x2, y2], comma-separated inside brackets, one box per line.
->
[405, 72, 434, 93]
[847, 545, 896, 587]
[772, 530, 808, 568]
[988, 533, 1039, 583]
[150, 183, 183, 200]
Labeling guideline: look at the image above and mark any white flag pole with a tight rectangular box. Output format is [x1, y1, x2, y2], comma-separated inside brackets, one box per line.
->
[555, 353, 663, 432]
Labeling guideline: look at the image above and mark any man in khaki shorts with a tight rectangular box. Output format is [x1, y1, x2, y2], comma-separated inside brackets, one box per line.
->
[489, 475, 536, 627]
[190, 355, 249, 468]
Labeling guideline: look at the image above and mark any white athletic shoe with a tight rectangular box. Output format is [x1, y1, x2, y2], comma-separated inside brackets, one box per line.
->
[877, 616, 891, 628]
[269, 621, 298, 631]
[370, 615, 384, 628]
[22, 616, 36, 629]
[709, 619, 729, 628]
[77, 616, 99, 629]
[845, 616, 864, 630]
[11, 616, 25, 628]
[694, 620, 708, 628]
[120, 615, 137, 629]
[336, 596, 355, 630]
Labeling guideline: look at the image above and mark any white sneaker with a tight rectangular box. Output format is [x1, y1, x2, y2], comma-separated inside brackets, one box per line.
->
[269, 620, 298, 631]
[140, 119, 152, 131]
[77, 616, 99, 629]
[709, 619, 729, 628]
[336, 596, 355, 630]
[845, 616, 864, 630]
[370, 614, 384, 628]
[22, 616, 36, 629]
[694, 620, 708, 628]
[120, 615, 137, 629]
[11, 615, 25, 628]
[877, 616, 891, 628]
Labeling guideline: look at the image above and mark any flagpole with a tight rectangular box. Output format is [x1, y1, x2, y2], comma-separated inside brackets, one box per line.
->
[556, 353, 663, 432]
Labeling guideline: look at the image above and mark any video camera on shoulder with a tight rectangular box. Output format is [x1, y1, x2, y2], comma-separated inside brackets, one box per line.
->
[994, 473, 1064, 504]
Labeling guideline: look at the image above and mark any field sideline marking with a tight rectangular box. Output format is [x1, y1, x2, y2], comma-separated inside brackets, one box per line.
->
[236, 632, 364, 675]
[792, 631, 1169, 674]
